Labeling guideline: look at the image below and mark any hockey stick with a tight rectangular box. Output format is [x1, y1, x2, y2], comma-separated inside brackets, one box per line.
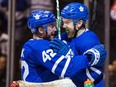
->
[10, 78, 76, 87]
[90, 0, 97, 30]
[56, 0, 61, 39]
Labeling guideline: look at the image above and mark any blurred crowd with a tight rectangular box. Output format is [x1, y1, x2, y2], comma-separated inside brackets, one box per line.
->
[109, 60, 116, 87]
[0, 0, 116, 87]
[0, 53, 7, 87]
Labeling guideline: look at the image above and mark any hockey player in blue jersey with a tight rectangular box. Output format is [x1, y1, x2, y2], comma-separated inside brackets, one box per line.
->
[50, 2, 107, 87]
[21, 10, 106, 85]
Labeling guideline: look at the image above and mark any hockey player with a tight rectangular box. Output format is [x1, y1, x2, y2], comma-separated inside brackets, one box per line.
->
[50, 2, 107, 87]
[21, 10, 106, 84]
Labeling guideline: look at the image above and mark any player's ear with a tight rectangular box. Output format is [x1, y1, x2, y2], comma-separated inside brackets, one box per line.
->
[38, 27, 44, 33]
[37, 27, 46, 38]
[76, 20, 83, 29]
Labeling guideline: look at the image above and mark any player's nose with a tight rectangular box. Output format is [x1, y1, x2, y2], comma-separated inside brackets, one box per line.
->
[53, 26, 57, 32]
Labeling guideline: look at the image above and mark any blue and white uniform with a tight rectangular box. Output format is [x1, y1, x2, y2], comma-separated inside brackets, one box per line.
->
[60, 29, 104, 87]
[21, 38, 90, 82]
[21, 10, 90, 84]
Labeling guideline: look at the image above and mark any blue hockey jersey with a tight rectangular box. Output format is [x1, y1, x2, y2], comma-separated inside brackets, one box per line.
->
[60, 29, 104, 87]
[21, 38, 90, 83]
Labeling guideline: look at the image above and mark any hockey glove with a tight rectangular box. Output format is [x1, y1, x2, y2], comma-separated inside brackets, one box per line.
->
[84, 44, 107, 66]
[50, 38, 69, 56]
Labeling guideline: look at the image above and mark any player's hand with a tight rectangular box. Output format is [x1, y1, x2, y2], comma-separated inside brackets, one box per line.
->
[50, 38, 69, 56]
[84, 44, 107, 66]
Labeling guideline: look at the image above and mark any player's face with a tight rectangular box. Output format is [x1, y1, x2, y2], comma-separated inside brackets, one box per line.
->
[62, 18, 76, 38]
[47, 22, 57, 40]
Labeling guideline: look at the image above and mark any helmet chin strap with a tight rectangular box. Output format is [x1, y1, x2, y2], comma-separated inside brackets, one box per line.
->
[73, 24, 83, 38]
[42, 25, 52, 41]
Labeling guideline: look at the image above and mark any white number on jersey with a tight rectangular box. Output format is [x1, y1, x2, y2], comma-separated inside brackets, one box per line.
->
[21, 61, 29, 81]
[42, 49, 56, 62]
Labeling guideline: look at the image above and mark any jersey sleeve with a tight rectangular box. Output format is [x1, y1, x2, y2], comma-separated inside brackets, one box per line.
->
[33, 47, 89, 78]
[73, 31, 104, 86]
[21, 40, 90, 81]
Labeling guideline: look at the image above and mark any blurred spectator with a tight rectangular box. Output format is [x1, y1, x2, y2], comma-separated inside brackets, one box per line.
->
[1, 0, 30, 11]
[0, 32, 8, 54]
[0, 0, 30, 35]
[109, 64, 115, 78]
[0, 9, 7, 34]
[0, 53, 7, 87]
[0, 14, 8, 54]
[112, 60, 116, 72]
[109, 64, 116, 87]
[29, 0, 54, 12]
[0, 0, 31, 52]
[0, 0, 31, 81]
[0, 7, 8, 55]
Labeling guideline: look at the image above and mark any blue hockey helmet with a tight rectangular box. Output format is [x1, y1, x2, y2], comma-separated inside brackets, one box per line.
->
[27, 10, 56, 34]
[61, 2, 89, 24]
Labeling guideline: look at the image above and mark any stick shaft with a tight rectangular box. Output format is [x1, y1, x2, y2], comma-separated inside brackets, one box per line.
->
[90, 0, 97, 30]
[56, 0, 61, 39]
